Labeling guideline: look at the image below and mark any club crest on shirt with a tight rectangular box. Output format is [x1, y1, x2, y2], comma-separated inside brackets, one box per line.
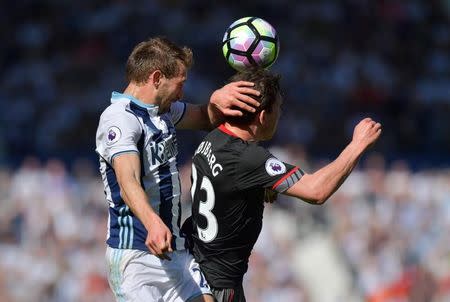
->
[106, 126, 121, 145]
[265, 158, 286, 176]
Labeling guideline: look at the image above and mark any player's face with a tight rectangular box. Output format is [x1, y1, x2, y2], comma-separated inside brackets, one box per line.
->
[158, 64, 187, 113]
[261, 95, 282, 140]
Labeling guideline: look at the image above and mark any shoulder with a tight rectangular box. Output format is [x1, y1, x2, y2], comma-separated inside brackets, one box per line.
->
[242, 143, 271, 159]
[237, 143, 272, 171]
[100, 101, 139, 122]
[101, 100, 127, 116]
[98, 101, 142, 133]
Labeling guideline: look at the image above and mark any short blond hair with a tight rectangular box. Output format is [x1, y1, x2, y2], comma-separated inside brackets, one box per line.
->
[126, 37, 193, 84]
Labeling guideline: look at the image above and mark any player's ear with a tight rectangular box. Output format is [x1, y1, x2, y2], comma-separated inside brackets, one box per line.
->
[258, 109, 267, 125]
[150, 70, 163, 88]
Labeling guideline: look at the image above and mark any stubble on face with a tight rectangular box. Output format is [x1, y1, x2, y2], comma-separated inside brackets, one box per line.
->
[158, 66, 187, 114]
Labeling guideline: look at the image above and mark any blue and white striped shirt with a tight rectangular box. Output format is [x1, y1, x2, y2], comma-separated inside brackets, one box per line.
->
[96, 92, 187, 251]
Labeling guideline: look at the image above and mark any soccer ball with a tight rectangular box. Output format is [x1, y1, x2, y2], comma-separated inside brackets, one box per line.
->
[222, 17, 279, 71]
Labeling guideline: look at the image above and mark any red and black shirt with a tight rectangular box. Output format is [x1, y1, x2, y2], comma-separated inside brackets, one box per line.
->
[188, 125, 303, 288]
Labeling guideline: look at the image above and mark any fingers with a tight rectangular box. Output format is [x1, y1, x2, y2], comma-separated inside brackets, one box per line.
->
[367, 121, 382, 144]
[148, 242, 172, 260]
[234, 93, 260, 108]
[147, 244, 158, 256]
[221, 108, 244, 117]
[360, 118, 381, 130]
[230, 81, 255, 87]
[227, 81, 261, 106]
[212, 81, 261, 117]
[264, 189, 278, 203]
[354, 118, 382, 147]
[235, 86, 261, 97]
[374, 123, 382, 137]
[164, 236, 173, 259]
[230, 97, 257, 112]
[367, 120, 381, 130]
[154, 251, 172, 261]
[159, 251, 172, 261]
[146, 231, 173, 261]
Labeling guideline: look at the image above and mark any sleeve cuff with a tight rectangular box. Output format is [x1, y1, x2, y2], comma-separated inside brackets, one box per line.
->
[272, 167, 304, 193]
[110, 150, 139, 164]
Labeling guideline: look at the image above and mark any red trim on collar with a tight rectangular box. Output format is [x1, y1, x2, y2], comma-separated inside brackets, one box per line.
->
[218, 124, 239, 138]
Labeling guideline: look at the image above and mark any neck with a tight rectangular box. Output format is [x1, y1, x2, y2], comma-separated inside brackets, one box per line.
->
[124, 82, 158, 106]
[223, 122, 260, 142]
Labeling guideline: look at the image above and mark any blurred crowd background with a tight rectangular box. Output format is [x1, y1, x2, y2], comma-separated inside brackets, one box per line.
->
[0, 0, 449, 301]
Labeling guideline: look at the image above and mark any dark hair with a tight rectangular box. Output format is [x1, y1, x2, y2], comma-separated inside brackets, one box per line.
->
[227, 67, 282, 125]
[126, 37, 193, 84]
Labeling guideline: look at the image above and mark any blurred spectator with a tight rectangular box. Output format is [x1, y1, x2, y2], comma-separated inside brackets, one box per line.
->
[1, 153, 450, 301]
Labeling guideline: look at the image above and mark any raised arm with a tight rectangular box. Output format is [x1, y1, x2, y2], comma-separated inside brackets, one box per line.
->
[176, 81, 260, 130]
[113, 153, 173, 259]
[285, 118, 382, 204]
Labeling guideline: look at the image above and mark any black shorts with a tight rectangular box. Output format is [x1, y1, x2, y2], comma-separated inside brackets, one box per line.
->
[211, 284, 246, 302]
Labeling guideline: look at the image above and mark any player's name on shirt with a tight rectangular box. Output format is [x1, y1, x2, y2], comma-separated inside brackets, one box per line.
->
[194, 140, 223, 177]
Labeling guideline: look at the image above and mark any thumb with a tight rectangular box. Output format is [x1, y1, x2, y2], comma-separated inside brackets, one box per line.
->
[166, 233, 173, 253]
[167, 242, 173, 253]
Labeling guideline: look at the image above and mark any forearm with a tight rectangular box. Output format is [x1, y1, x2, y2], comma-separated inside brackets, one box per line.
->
[120, 179, 160, 230]
[203, 103, 223, 130]
[306, 141, 364, 202]
[287, 118, 381, 204]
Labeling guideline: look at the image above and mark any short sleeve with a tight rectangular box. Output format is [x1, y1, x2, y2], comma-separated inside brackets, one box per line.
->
[95, 109, 142, 165]
[169, 101, 187, 125]
[235, 144, 304, 193]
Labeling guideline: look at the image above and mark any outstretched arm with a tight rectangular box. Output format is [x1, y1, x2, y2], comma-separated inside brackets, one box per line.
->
[285, 118, 382, 204]
[176, 81, 260, 130]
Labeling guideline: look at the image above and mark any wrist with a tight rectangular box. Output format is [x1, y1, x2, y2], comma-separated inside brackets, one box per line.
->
[348, 140, 366, 155]
[206, 103, 222, 127]
[142, 209, 162, 230]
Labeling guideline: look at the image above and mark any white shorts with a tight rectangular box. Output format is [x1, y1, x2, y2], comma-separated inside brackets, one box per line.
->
[106, 246, 211, 302]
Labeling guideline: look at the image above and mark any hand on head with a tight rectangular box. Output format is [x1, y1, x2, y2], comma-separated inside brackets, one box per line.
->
[210, 81, 261, 117]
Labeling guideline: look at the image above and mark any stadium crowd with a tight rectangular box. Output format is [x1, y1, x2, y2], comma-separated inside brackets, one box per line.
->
[0, 0, 449, 165]
[1, 152, 450, 301]
[1, 0, 449, 301]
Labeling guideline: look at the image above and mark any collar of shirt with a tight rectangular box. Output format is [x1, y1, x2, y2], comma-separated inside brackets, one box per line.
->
[111, 91, 159, 116]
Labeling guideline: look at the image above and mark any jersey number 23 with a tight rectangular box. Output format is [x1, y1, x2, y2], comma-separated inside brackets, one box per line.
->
[191, 164, 218, 243]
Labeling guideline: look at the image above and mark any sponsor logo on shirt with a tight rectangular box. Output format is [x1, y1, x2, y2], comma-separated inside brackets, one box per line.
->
[149, 134, 178, 166]
[265, 158, 286, 176]
[106, 126, 121, 145]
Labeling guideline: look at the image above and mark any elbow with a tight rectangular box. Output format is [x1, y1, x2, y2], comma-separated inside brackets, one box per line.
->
[289, 175, 331, 205]
[315, 196, 328, 205]
[310, 189, 329, 205]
